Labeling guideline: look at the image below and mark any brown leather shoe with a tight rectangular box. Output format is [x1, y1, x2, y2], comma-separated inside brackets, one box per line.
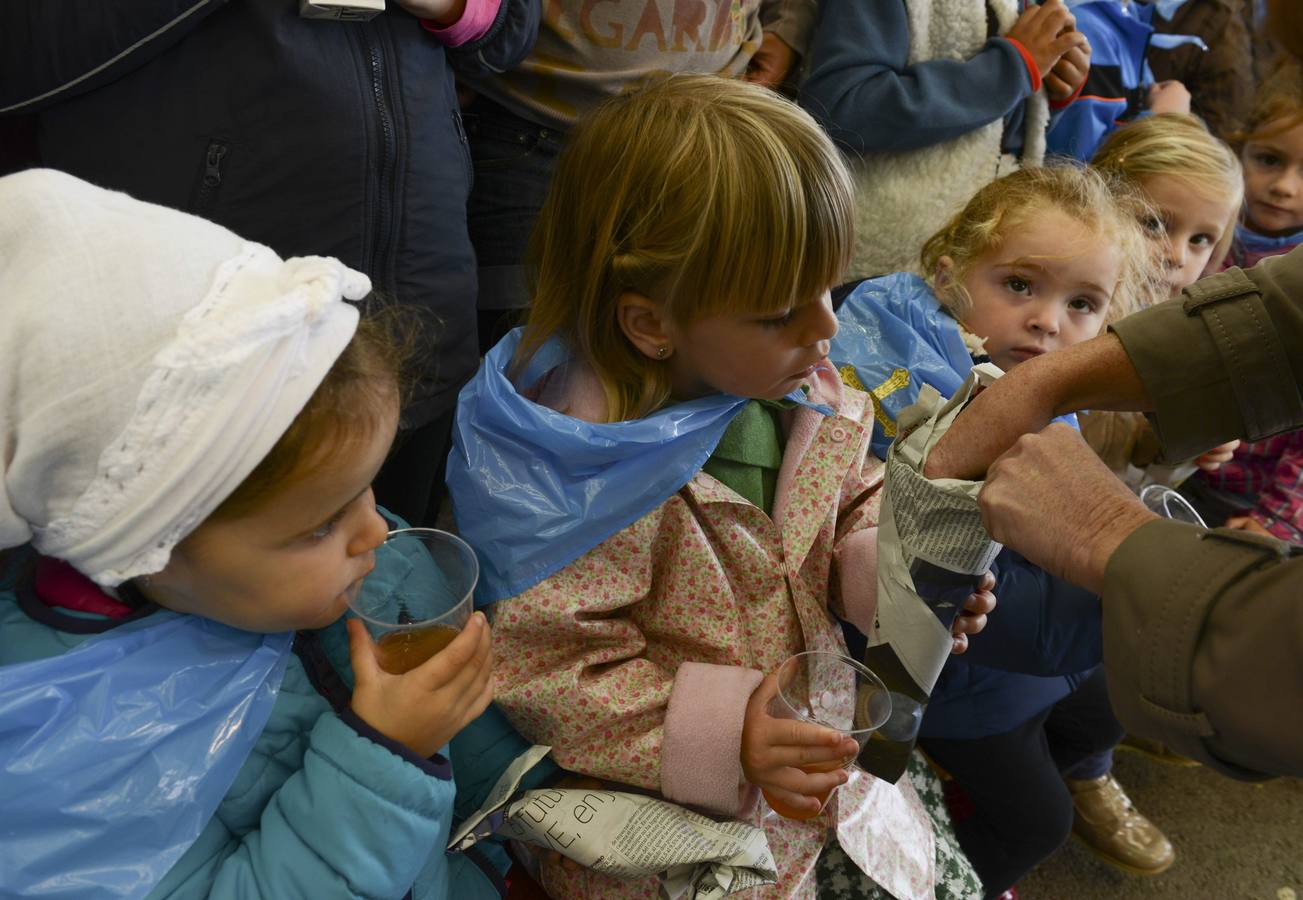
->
[1066, 774, 1176, 876]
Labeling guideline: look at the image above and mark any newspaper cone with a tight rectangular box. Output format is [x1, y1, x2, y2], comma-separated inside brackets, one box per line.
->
[857, 364, 1004, 783]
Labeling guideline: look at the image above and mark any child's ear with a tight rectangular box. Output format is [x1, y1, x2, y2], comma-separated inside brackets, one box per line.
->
[934, 255, 955, 294]
[616, 291, 673, 360]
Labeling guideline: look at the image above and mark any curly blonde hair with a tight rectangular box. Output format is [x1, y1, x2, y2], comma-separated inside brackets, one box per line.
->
[513, 74, 855, 422]
[920, 163, 1163, 323]
[1092, 113, 1243, 271]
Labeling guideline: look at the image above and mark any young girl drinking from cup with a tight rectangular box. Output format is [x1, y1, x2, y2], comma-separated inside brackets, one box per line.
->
[0, 169, 550, 899]
[447, 75, 987, 900]
[1082, 114, 1243, 484]
[831, 165, 1177, 894]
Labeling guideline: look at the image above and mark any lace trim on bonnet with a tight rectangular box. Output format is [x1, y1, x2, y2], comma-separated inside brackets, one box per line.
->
[36, 243, 368, 586]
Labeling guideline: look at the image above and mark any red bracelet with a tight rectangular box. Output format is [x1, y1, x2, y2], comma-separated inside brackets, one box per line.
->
[1049, 76, 1086, 110]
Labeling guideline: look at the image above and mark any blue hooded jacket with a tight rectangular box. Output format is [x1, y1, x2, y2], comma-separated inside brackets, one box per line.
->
[1046, 0, 1206, 162]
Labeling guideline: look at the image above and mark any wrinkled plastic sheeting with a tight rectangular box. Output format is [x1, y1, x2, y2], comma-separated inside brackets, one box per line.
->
[0, 613, 292, 898]
[830, 273, 974, 459]
[831, 274, 1078, 459]
[447, 329, 750, 605]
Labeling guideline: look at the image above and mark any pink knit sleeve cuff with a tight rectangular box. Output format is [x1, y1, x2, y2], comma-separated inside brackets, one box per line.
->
[837, 526, 879, 636]
[661, 662, 764, 818]
[420, 0, 501, 47]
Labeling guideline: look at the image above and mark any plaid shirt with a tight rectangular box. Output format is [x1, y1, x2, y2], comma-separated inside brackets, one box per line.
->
[1203, 431, 1303, 542]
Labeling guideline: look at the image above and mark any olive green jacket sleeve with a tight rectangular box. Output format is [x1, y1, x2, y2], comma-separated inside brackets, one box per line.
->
[1101, 247, 1303, 779]
[1110, 247, 1303, 462]
[1103, 520, 1303, 779]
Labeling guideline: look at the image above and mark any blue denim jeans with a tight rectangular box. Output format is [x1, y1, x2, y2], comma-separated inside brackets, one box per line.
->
[464, 97, 566, 331]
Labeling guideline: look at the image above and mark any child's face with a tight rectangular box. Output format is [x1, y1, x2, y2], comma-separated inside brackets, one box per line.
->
[142, 403, 398, 633]
[1242, 118, 1303, 237]
[666, 291, 838, 400]
[951, 208, 1119, 373]
[1140, 174, 1237, 297]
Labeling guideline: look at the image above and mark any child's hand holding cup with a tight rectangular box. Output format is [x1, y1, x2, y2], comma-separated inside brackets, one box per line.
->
[741, 651, 892, 820]
[347, 528, 492, 758]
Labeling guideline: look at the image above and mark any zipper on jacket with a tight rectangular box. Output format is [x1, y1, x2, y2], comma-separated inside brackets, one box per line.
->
[360, 25, 399, 290]
[193, 140, 228, 216]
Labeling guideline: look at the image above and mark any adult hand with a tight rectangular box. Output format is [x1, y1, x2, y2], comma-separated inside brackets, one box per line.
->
[950, 571, 996, 654]
[1195, 440, 1240, 472]
[1006, 0, 1087, 81]
[396, 0, 467, 27]
[745, 32, 798, 89]
[925, 333, 1150, 482]
[978, 424, 1157, 593]
[740, 673, 857, 817]
[1046, 41, 1090, 102]
[347, 612, 494, 758]
[1225, 515, 1273, 537]
[1148, 80, 1192, 115]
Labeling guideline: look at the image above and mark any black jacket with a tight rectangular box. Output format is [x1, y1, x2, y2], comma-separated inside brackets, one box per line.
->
[1, 0, 539, 424]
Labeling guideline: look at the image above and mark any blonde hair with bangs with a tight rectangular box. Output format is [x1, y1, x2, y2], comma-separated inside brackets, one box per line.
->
[920, 164, 1162, 324]
[513, 74, 855, 422]
[1092, 113, 1243, 270]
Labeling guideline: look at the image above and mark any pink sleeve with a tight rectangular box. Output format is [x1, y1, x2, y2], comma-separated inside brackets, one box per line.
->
[420, 0, 501, 47]
[834, 526, 879, 636]
[661, 662, 764, 817]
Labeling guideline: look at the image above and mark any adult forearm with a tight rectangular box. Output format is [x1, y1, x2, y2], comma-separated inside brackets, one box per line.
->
[925, 333, 1149, 481]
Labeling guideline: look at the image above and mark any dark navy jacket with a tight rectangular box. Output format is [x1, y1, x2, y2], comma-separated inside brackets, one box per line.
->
[920, 548, 1104, 740]
[0, 0, 540, 426]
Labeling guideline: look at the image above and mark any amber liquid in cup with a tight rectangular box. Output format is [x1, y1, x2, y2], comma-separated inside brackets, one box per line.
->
[761, 757, 854, 821]
[375, 624, 460, 674]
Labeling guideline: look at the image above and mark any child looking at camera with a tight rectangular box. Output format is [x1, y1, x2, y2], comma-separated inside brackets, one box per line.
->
[1185, 61, 1303, 541]
[447, 74, 987, 900]
[831, 165, 1175, 896]
[1084, 113, 1243, 483]
[1227, 60, 1303, 268]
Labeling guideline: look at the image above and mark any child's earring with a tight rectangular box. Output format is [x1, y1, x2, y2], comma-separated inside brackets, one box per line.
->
[656, 345, 670, 359]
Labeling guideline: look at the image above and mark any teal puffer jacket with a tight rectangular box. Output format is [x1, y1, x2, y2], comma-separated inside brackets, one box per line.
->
[0, 553, 555, 899]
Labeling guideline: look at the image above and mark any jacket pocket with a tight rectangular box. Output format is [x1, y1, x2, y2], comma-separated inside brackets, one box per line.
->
[462, 110, 549, 170]
[191, 139, 229, 217]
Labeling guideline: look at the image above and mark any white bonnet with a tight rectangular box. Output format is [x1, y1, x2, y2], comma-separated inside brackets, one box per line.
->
[0, 169, 370, 585]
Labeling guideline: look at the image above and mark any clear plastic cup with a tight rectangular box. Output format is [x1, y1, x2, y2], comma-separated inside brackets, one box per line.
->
[348, 528, 479, 674]
[1139, 484, 1207, 528]
[762, 651, 892, 820]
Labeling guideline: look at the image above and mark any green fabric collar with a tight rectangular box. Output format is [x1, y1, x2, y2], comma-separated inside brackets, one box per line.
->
[701, 399, 793, 514]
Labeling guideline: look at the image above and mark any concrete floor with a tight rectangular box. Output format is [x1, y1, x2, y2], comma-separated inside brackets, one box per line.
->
[1019, 750, 1303, 900]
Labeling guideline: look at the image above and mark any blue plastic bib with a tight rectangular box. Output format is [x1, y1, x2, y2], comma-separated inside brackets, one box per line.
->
[830, 274, 1075, 460]
[447, 329, 831, 604]
[0, 610, 292, 898]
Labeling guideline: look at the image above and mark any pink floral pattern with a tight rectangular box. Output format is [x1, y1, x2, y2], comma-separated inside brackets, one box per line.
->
[489, 365, 937, 899]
